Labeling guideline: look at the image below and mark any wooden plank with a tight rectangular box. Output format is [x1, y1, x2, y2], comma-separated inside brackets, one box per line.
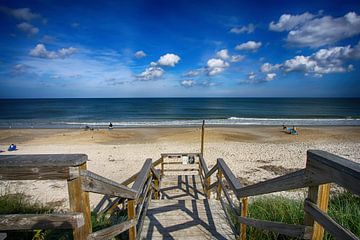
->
[132, 159, 152, 199]
[68, 164, 88, 240]
[87, 219, 136, 240]
[0, 213, 84, 230]
[208, 180, 218, 190]
[150, 166, 160, 180]
[217, 158, 242, 195]
[199, 154, 209, 175]
[80, 163, 92, 236]
[236, 169, 307, 198]
[0, 166, 79, 180]
[161, 153, 200, 157]
[311, 184, 330, 240]
[240, 198, 248, 240]
[205, 163, 218, 179]
[80, 170, 137, 199]
[304, 199, 359, 240]
[236, 216, 311, 239]
[136, 189, 152, 239]
[216, 171, 223, 200]
[128, 200, 136, 240]
[0, 154, 87, 167]
[152, 157, 163, 167]
[220, 181, 239, 216]
[306, 150, 360, 195]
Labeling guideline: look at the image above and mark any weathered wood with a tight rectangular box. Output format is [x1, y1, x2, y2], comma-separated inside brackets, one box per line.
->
[68, 164, 89, 239]
[208, 180, 218, 190]
[136, 189, 152, 239]
[216, 171, 223, 200]
[150, 166, 160, 180]
[220, 180, 239, 215]
[128, 200, 136, 240]
[152, 157, 163, 167]
[80, 170, 137, 199]
[87, 219, 137, 240]
[136, 177, 152, 219]
[311, 184, 330, 240]
[236, 169, 307, 198]
[0, 154, 87, 167]
[219, 197, 241, 236]
[132, 159, 152, 199]
[240, 197, 248, 240]
[304, 185, 319, 226]
[161, 153, 200, 157]
[236, 215, 311, 239]
[306, 150, 360, 195]
[304, 199, 359, 240]
[80, 163, 92, 237]
[199, 154, 209, 175]
[0, 213, 84, 230]
[0, 166, 79, 180]
[205, 163, 218, 179]
[217, 159, 242, 195]
[201, 120, 205, 155]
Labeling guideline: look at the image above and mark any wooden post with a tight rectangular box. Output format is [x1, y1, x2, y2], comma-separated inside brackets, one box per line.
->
[216, 170, 222, 200]
[160, 156, 164, 177]
[304, 184, 331, 240]
[206, 177, 211, 198]
[128, 200, 136, 240]
[240, 197, 248, 240]
[67, 163, 92, 239]
[154, 178, 159, 200]
[201, 120, 205, 155]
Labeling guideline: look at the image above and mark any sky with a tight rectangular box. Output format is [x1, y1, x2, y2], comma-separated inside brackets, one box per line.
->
[0, 0, 360, 98]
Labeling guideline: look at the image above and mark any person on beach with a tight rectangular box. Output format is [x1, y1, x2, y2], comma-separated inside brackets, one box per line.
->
[109, 122, 113, 129]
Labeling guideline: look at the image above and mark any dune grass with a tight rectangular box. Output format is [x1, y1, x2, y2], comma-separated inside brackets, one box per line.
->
[230, 191, 360, 240]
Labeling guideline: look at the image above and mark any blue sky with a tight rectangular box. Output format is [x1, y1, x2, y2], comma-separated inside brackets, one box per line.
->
[0, 0, 359, 98]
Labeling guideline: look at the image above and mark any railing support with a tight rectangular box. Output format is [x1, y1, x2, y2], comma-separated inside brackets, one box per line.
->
[216, 170, 223, 200]
[128, 200, 136, 240]
[67, 162, 92, 239]
[304, 184, 330, 240]
[161, 156, 164, 177]
[201, 120, 205, 155]
[154, 178, 160, 200]
[206, 177, 211, 198]
[240, 197, 248, 240]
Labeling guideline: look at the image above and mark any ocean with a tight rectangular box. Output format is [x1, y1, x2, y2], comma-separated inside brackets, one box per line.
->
[0, 98, 359, 128]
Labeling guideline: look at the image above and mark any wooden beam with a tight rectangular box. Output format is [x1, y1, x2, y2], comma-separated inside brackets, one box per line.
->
[306, 150, 360, 195]
[132, 158, 152, 199]
[217, 158, 242, 195]
[236, 169, 308, 198]
[128, 200, 136, 240]
[216, 170, 223, 200]
[80, 170, 137, 199]
[87, 219, 136, 240]
[311, 184, 330, 240]
[236, 215, 311, 239]
[0, 166, 79, 180]
[0, 213, 84, 230]
[0, 154, 87, 167]
[205, 163, 218, 179]
[304, 199, 359, 240]
[240, 198, 248, 240]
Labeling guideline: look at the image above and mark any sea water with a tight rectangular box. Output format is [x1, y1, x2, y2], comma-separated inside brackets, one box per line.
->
[0, 98, 359, 128]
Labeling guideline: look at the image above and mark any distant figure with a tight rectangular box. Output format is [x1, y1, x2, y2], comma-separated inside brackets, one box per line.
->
[282, 124, 286, 130]
[8, 144, 17, 151]
[85, 125, 90, 130]
[108, 122, 113, 129]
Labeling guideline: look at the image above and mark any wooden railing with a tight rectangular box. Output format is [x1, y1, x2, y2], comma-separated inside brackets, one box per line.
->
[0, 154, 161, 240]
[199, 150, 360, 240]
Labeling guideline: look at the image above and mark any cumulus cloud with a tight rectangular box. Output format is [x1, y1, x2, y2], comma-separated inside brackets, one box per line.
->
[283, 42, 360, 76]
[206, 58, 229, 76]
[11, 63, 31, 75]
[235, 41, 262, 51]
[157, 53, 180, 66]
[260, 62, 282, 73]
[270, 12, 360, 47]
[29, 44, 77, 59]
[266, 73, 277, 81]
[183, 69, 204, 77]
[240, 71, 276, 84]
[230, 55, 245, 63]
[137, 66, 164, 81]
[0, 7, 40, 21]
[17, 22, 39, 35]
[216, 49, 230, 60]
[230, 24, 255, 34]
[180, 80, 196, 88]
[134, 50, 147, 58]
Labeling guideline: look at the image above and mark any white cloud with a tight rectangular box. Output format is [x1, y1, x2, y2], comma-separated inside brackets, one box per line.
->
[216, 49, 230, 60]
[206, 58, 229, 76]
[230, 55, 245, 63]
[183, 69, 203, 77]
[17, 22, 39, 35]
[180, 80, 196, 88]
[230, 24, 255, 34]
[134, 50, 147, 59]
[29, 44, 77, 59]
[157, 53, 180, 66]
[137, 67, 164, 81]
[270, 12, 360, 47]
[1, 7, 40, 21]
[266, 73, 277, 81]
[269, 12, 316, 31]
[283, 42, 360, 75]
[260, 62, 281, 73]
[235, 41, 262, 51]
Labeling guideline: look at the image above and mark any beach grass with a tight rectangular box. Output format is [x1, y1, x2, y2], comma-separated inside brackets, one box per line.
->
[227, 190, 360, 239]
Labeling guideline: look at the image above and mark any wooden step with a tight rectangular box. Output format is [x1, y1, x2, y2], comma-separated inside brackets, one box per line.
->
[160, 175, 206, 200]
[139, 199, 235, 240]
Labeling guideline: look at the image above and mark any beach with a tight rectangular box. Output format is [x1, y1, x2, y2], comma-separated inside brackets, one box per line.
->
[0, 126, 359, 209]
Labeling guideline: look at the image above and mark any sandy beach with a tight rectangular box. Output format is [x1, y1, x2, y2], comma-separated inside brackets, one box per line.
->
[0, 126, 359, 209]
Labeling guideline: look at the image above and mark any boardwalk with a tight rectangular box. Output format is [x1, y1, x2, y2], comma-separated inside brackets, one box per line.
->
[140, 155, 236, 239]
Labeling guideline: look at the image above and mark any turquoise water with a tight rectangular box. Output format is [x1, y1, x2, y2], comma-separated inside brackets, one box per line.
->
[0, 98, 359, 128]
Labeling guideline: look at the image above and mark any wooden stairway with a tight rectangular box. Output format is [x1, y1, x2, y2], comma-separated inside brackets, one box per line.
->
[139, 155, 236, 239]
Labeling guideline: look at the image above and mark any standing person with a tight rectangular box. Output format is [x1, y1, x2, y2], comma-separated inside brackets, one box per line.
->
[109, 122, 113, 129]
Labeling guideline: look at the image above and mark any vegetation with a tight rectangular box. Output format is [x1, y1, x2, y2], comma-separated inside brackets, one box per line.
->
[229, 191, 360, 240]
